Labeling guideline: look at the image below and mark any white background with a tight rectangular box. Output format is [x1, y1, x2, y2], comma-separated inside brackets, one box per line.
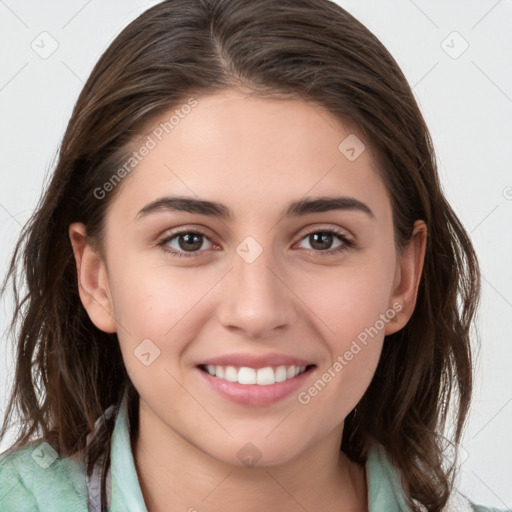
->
[0, 0, 511, 508]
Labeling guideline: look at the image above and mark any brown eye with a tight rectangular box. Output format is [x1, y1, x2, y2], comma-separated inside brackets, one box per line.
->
[159, 230, 214, 258]
[297, 229, 354, 255]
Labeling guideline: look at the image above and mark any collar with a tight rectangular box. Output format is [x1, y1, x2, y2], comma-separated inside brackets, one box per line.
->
[109, 391, 147, 511]
[107, 393, 410, 512]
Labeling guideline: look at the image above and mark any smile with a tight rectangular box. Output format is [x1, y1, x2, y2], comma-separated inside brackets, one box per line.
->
[199, 364, 310, 385]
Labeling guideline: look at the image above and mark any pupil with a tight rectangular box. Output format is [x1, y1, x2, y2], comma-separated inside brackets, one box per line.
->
[179, 233, 202, 251]
[311, 232, 332, 250]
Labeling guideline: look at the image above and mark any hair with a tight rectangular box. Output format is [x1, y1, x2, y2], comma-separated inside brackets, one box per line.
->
[0, 0, 480, 510]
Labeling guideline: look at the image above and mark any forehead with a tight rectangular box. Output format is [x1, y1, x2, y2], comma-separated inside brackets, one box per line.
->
[113, 90, 390, 220]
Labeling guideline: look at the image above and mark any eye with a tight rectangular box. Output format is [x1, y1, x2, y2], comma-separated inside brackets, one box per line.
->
[158, 229, 215, 258]
[158, 227, 354, 259]
[296, 228, 354, 256]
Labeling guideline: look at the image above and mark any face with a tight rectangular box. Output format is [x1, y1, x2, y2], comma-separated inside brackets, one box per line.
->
[70, 89, 426, 467]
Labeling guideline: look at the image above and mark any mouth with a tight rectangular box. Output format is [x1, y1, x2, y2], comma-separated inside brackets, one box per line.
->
[197, 363, 316, 385]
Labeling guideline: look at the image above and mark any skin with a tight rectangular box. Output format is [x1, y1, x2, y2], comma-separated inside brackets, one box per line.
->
[70, 89, 427, 512]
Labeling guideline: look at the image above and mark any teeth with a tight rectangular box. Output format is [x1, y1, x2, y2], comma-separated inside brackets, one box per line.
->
[256, 367, 274, 385]
[215, 366, 225, 379]
[275, 366, 287, 382]
[203, 364, 307, 385]
[238, 367, 257, 385]
[225, 366, 238, 382]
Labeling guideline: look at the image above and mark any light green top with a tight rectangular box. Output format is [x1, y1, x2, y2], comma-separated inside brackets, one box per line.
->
[0, 395, 507, 511]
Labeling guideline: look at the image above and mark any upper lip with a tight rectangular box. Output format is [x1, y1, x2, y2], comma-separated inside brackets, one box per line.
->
[198, 352, 315, 369]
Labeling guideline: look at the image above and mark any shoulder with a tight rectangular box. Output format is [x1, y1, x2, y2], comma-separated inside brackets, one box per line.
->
[0, 439, 88, 512]
[469, 503, 512, 512]
[440, 488, 510, 512]
[367, 443, 510, 512]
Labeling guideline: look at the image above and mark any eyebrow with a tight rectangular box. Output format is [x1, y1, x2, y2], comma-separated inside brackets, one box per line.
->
[136, 195, 375, 221]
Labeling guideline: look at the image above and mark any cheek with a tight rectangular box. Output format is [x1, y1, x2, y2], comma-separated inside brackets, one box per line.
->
[108, 247, 213, 335]
[293, 251, 395, 405]
[296, 254, 397, 342]
[296, 272, 390, 421]
[106, 254, 223, 381]
[298, 337, 384, 433]
[109, 270, 198, 401]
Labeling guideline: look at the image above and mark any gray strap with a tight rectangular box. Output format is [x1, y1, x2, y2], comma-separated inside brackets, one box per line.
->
[85, 405, 115, 511]
[85, 453, 111, 512]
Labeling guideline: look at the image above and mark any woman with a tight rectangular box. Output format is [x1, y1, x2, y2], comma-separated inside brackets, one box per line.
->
[0, 0, 506, 511]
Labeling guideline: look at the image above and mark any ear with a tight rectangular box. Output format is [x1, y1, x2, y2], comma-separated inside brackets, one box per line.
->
[69, 222, 117, 333]
[385, 220, 427, 335]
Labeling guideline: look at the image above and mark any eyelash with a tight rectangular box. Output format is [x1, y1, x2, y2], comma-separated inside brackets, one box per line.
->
[158, 227, 355, 259]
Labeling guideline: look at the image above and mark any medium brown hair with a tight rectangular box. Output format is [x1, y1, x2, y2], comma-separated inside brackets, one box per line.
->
[0, 1, 480, 510]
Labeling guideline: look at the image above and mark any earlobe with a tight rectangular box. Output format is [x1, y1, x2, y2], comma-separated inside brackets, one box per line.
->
[385, 220, 427, 335]
[69, 223, 117, 333]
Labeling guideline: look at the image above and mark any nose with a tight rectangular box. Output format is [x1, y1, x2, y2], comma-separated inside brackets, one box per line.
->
[215, 243, 299, 339]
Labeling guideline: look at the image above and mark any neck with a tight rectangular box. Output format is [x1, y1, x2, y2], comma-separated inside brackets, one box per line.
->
[133, 401, 367, 512]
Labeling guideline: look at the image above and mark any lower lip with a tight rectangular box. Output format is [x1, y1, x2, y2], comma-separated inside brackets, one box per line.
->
[196, 366, 315, 407]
